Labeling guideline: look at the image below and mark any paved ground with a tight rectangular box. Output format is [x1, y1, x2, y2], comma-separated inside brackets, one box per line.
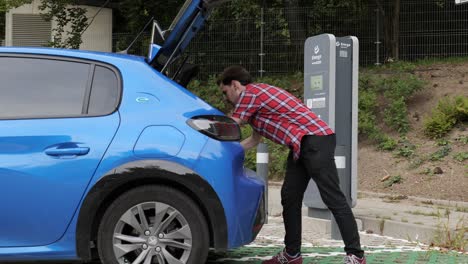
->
[204, 214, 468, 263]
[12, 217, 468, 263]
[6, 186, 468, 263]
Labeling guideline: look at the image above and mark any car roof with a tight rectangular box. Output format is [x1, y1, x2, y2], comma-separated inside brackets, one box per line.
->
[0, 47, 147, 64]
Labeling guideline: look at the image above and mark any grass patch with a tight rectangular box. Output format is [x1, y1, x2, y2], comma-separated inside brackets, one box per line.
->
[414, 56, 468, 66]
[421, 200, 434, 205]
[383, 175, 403, 188]
[405, 210, 441, 217]
[433, 215, 468, 252]
[409, 156, 426, 169]
[455, 135, 468, 145]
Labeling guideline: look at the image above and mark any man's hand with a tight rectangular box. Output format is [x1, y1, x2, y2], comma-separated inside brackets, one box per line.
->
[230, 116, 261, 151]
[240, 130, 262, 151]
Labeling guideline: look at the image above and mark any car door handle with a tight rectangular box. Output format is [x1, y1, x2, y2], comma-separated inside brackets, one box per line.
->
[45, 146, 90, 156]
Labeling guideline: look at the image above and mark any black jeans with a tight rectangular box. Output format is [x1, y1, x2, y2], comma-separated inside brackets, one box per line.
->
[281, 134, 364, 258]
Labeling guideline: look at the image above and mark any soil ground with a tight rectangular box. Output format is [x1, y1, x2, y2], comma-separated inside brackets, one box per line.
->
[358, 62, 468, 202]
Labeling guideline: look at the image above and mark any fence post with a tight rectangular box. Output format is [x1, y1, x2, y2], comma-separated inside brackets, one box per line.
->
[256, 142, 269, 224]
[375, 8, 381, 65]
[259, 2, 266, 77]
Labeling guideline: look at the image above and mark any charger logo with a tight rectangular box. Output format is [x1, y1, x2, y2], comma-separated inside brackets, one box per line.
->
[337, 42, 351, 49]
[314, 45, 320, 54]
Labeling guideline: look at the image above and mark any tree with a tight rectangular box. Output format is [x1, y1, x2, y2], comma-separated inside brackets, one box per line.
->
[0, 0, 33, 11]
[113, 0, 183, 33]
[0, 0, 88, 49]
[376, 0, 400, 60]
[39, 0, 88, 49]
[282, 0, 308, 46]
[0, 0, 34, 41]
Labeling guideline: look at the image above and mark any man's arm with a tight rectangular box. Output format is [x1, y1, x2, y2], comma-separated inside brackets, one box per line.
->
[231, 116, 262, 151]
[240, 129, 262, 151]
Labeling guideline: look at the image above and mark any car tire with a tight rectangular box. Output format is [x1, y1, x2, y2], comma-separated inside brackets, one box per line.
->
[97, 185, 209, 264]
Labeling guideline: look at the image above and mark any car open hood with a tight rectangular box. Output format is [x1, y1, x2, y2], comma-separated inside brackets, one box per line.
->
[149, 0, 230, 71]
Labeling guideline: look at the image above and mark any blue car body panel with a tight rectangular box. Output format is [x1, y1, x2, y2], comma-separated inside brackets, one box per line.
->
[0, 114, 120, 247]
[193, 139, 265, 248]
[0, 46, 265, 260]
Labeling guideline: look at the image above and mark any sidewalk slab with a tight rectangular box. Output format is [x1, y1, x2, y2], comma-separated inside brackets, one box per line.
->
[266, 185, 468, 247]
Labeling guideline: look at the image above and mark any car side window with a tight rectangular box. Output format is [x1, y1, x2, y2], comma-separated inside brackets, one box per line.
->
[88, 66, 119, 115]
[0, 57, 90, 119]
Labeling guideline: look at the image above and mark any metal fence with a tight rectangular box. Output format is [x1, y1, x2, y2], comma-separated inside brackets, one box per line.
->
[113, 1, 468, 77]
[400, 1, 468, 60]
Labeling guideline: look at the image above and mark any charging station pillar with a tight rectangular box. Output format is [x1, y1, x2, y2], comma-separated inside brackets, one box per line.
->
[303, 34, 359, 240]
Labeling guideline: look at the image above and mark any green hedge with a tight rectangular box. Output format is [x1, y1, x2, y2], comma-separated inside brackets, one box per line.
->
[423, 96, 468, 139]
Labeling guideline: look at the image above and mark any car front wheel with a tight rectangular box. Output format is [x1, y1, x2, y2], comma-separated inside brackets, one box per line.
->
[97, 185, 209, 264]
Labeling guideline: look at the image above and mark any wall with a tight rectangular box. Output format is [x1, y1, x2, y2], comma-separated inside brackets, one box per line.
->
[5, 0, 112, 52]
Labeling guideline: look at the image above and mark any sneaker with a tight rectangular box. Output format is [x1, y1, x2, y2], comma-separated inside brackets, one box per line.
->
[262, 250, 303, 264]
[344, 254, 366, 264]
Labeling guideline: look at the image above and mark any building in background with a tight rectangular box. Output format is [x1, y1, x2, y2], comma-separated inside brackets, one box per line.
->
[4, 0, 112, 52]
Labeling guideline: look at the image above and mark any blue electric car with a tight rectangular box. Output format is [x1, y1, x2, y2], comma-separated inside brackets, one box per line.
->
[0, 1, 265, 263]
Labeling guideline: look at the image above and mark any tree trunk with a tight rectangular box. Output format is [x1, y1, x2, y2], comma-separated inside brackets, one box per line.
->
[392, 0, 400, 60]
[283, 0, 309, 68]
[375, 0, 400, 61]
[283, 0, 308, 45]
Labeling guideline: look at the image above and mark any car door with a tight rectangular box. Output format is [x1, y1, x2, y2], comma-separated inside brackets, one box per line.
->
[0, 55, 121, 247]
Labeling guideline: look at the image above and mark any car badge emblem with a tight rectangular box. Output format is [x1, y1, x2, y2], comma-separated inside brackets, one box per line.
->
[136, 97, 150, 103]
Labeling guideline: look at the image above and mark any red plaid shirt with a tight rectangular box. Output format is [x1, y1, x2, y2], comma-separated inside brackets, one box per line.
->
[232, 83, 334, 160]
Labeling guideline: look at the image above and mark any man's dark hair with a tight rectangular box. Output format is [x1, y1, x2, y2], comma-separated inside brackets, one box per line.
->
[217, 65, 253, 86]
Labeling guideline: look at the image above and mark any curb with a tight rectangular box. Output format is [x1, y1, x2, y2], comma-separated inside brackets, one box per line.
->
[270, 184, 468, 208]
[359, 191, 468, 208]
[355, 216, 437, 245]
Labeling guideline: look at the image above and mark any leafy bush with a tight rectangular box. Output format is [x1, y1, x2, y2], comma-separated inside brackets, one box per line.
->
[394, 137, 416, 158]
[429, 145, 452, 161]
[455, 135, 468, 145]
[357, 75, 388, 143]
[380, 75, 425, 134]
[358, 71, 425, 146]
[378, 136, 398, 151]
[423, 96, 468, 139]
[384, 97, 410, 133]
[384, 175, 402, 188]
[256, 76, 292, 93]
[408, 157, 425, 170]
[382, 75, 425, 99]
[188, 75, 229, 112]
[358, 89, 379, 136]
[435, 139, 450, 146]
[453, 152, 468, 162]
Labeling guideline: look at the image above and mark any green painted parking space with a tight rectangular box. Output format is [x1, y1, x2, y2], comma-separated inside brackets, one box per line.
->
[207, 246, 468, 263]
